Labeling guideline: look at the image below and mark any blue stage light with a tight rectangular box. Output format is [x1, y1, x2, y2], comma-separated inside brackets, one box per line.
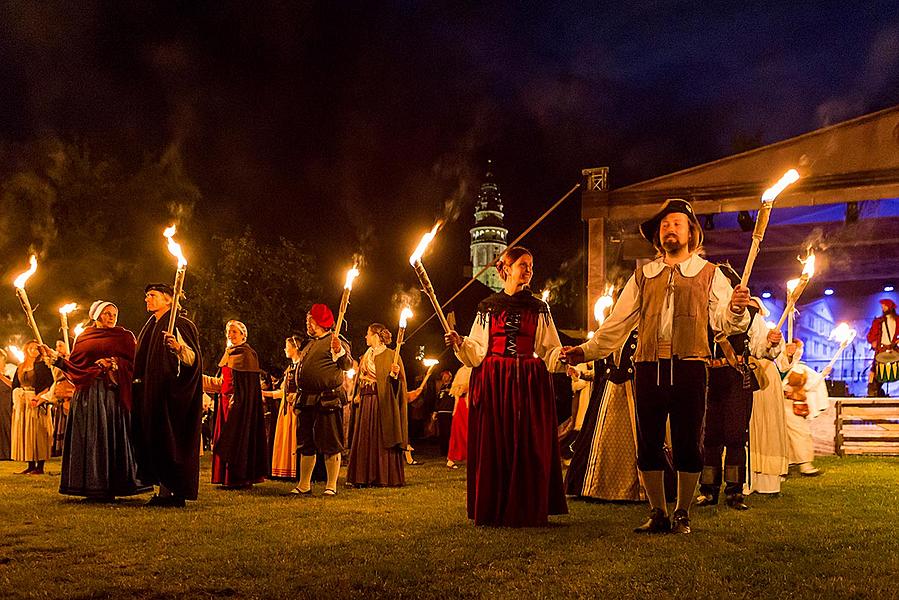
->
[885, 285, 895, 292]
[824, 288, 834, 296]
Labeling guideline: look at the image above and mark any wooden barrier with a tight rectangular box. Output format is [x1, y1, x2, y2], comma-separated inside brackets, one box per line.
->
[834, 397, 899, 456]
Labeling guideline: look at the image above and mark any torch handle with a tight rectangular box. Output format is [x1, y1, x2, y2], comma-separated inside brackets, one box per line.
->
[166, 267, 186, 336]
[16, 288, 44, 346]
[739, 239, 761, 288]
[391, 328, 405, 378]
[61, 315, 70, 354]
[413, 261, 458, 350]
[334, 289, 351, 337]
[775, 298, 794, 331]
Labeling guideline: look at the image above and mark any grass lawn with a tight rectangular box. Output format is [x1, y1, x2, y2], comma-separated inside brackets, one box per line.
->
[1, 452, 898, 599]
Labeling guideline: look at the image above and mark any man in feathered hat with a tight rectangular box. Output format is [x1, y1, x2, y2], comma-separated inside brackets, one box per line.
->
[563, 199, 750, 534]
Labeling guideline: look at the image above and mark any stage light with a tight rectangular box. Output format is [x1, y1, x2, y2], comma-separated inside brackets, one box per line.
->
[761, 291, 772, 299]
[886, 285, 895, 292]
[702, 214, 715, 231]
[737, 211, 755, 232]
[824, 288, 834, 296]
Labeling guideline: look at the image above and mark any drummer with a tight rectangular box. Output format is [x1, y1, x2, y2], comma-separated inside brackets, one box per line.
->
[866, 298, 898, 397]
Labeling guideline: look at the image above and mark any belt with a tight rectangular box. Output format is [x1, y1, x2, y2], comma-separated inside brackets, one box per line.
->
[709, 356, 747, 369]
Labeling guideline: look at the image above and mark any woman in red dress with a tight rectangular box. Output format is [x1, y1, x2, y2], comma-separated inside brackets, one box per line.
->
[445, 246, 567, 527]
[446, 366, 471, 468]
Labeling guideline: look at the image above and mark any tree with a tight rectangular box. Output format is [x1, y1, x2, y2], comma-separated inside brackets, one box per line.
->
[187, 229, 321, 374]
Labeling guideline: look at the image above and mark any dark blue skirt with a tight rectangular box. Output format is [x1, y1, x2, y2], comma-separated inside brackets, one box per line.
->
[59, 379, 152, 498]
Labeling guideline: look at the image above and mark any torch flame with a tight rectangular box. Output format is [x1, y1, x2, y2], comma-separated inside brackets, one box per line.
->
[13, 255, 38, 289]
[8, 345, 25, 363]
[800, 251, 816, 278]
[346, 368, 356, 379]
[344, 266, 360, 290]
[399, 307, 413, 328]
[541, 289, 550, 303]
[593, 284, 615, 325]
[163, 225, 187, 268]
[761, 169, 800, 203]
[786, 278, 800, 293]
[59, 303, 77, 315]
[422, 358, 439, 367]
[409, 223, 441, 265]
[830, 322, 857, 345]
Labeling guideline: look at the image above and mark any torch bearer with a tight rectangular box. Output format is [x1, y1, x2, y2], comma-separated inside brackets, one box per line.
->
[13, 255, 44, 345]
[163, 225, 188, 335]
[823, 323, 857, 376]
[333, 264, 360, 338]
[775, 251, 816, 331]
[409, 224, 457, 349]
[391, 307, 413, 378]
[740, 169, 800, 287]
[59, 303, 77, 354]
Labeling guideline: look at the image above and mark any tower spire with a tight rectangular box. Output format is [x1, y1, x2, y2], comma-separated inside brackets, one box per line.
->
[470, 160, 509, 291]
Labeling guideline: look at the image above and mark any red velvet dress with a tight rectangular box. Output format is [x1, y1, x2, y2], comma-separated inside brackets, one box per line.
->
[460, 291, 568, 527]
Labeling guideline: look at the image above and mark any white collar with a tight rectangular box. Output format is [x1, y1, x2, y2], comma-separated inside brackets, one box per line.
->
[641, 253, 708, 279]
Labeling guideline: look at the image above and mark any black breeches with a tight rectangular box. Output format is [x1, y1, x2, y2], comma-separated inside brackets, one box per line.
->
[634, 360, 707, 473]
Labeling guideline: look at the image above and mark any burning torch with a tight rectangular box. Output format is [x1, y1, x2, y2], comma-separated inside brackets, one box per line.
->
[740, 169, 800, 287]
[13, 256, 44, 345]
[333, 263, 360, 338]
[391, 307, 413, 378]
[163, 225, 189, 335]
[409, 223, 457, 350]
[59, 303, 77, 353]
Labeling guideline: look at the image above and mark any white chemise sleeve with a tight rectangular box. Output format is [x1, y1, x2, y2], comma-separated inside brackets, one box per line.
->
[454, 313, 489, 368]
[536, 310, 564, 373]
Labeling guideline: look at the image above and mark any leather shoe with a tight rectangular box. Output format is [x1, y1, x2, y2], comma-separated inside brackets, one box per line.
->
[634, 508, 670, 534]
[695, 493, 718, 507]
[725, 494, 750, 510]
[146, 494, 185, 508]
[670, 509, 691, 534]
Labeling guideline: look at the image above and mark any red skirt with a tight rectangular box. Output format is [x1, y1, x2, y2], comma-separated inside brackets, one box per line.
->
[468, 355, 568, 527]
[447, 394, 469, 462]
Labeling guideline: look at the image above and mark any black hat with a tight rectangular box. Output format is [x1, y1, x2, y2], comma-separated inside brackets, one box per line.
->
[145, 283, 175, 297]
[639, 198, 703, 248]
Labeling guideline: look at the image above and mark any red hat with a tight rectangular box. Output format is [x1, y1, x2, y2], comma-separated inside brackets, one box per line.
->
[309, 304, 335, 329]
[880, 298, 896, 311]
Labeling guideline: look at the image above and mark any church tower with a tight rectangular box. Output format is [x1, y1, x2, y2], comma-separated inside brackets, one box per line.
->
[470, 161, 509, 292]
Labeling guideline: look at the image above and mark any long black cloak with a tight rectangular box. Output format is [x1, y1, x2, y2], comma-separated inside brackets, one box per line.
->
[132, 311, 204, 500]
[213, 343, 270, 484]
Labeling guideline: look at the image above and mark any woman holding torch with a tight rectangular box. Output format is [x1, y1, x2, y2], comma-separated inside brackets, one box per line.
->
[45, 301, 151, 499]
[445, 246, 568, 527]
[346, 323, 408, 487]
[12, 341, 54, 475]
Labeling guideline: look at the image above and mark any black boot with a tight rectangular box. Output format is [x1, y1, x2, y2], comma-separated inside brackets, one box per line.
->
[724, 466, 748, 510]
[696, 466, 720, 506]
[634, 508, 671, 534]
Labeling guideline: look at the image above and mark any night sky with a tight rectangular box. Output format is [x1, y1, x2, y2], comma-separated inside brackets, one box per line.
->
[2, 1, 898, 353]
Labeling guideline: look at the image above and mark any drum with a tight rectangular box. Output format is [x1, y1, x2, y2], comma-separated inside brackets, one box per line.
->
[875, 349, 899, 364]
[875, 359, 899, 384]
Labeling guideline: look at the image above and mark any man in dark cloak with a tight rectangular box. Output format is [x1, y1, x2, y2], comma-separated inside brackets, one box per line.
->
[132, 283, 204, 507]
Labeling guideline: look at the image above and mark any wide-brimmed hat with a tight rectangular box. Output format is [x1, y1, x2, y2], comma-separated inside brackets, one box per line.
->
[639, 198, 703, 248]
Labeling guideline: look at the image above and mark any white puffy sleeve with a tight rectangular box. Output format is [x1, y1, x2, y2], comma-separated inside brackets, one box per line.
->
[455, 313, 489, 368]
[536, 311, 564, 373]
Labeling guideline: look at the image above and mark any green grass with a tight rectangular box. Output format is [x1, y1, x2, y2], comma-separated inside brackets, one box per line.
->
[1, 453, 898, 599]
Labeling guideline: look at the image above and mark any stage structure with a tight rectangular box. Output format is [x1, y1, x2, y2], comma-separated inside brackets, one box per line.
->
[582, 104, 899, 396]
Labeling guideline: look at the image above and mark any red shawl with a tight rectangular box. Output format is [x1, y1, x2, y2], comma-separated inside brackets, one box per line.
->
[59, 326, 137, 411]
